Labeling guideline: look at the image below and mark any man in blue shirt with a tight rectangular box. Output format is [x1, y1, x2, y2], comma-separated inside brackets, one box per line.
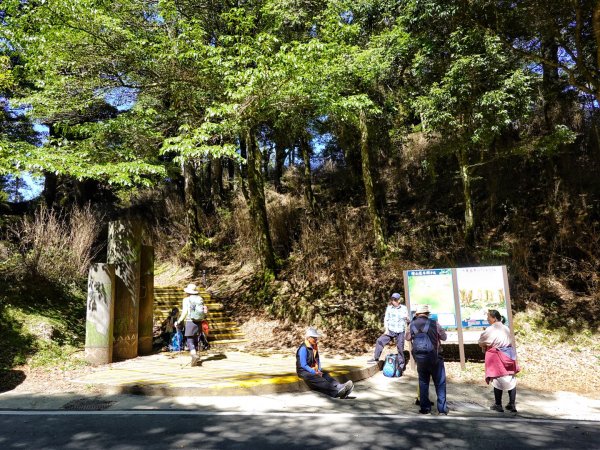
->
[296, 327, 354, 398]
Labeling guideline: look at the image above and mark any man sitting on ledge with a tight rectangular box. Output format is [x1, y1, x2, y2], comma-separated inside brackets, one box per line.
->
[296, 327, 354, 398]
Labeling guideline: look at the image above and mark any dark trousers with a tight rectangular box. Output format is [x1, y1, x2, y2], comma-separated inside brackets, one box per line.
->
[186, 333, 209, 352]
[186, 336, 198, 352]
[416, 354, 448, 413]
[298, 370, 343, 397]
[374, 331, 405, 365]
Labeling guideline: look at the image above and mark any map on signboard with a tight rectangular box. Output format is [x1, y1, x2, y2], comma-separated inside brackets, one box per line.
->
[456, 266, 508, 328]
[406, 269, 457, 328]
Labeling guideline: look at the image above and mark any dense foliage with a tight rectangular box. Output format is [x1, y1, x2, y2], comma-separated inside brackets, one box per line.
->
[0, 1, 598, 333]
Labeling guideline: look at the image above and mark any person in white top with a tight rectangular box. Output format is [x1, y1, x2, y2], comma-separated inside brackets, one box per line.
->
[176, 283, 208, 367]
[478, 309, 519, 413]
[368, 293, 409, 367]
[478, 312, 512, 349]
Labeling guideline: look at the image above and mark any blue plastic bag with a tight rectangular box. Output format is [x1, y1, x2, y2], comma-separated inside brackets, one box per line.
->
[168, 330, 184, 352]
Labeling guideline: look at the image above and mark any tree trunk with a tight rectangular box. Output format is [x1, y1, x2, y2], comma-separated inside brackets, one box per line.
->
[246, 129, 277, 274]
[182, 161, 202, 248]
[591, 2, 600, 102]
[211, 157, 223, 206]
[299, 136, 318, 215]
[238, 135, 249, 201]
[43, 172, 57, 209]
[262, 144, 271, 180]
[274, 142, 287, 192]
[227, 157, 235, 192]
[198, 159, 213, 214]
[541, 36, 559, 132]
[358, 111, 386, 254]
[457, 147, 475, 245]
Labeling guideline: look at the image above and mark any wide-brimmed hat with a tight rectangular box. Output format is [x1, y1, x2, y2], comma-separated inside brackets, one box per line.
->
[415, 304, 431, 315]
[305, 326, 321, 338]
[390, 292, 402, 301]
[184, 283, 199, 295]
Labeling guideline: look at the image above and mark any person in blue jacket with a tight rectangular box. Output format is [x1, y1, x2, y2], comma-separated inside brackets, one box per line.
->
[296, 327, 353, 398]
[405, 304, 449, 415]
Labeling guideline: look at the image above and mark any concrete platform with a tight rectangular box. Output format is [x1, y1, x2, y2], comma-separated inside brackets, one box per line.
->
[71, 350, 379, 396]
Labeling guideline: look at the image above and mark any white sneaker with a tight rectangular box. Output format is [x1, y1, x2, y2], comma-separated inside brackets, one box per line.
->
[342, 381, 354, 398]
[338, 380, 354, 399]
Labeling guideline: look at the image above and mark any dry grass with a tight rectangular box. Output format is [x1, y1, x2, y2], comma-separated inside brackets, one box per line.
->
[149, 195, 188, 261]
[265, 190, 303, 259]
[290, 206, 377, 285]
[13, 205, 103, 283]
[154, 261, 194, 287]
[229, 195, 259, 263]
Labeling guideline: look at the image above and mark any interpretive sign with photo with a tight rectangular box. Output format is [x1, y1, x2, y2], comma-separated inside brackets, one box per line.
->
[456, 266, 509, 329]
[405, 269, 457, 328]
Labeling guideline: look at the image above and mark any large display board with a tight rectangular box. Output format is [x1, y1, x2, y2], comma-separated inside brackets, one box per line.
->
[456, 266, 509, 328]
[403, 265, 514, 369]
[405, 269, 457, 328]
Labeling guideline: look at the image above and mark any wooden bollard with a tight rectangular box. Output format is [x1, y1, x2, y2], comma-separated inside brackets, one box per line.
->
[138, 245, 154, 355]
[85, 263, 115, 365]
[107, 218, 142, 361]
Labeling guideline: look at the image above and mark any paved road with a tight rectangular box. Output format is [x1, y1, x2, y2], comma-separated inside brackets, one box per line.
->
[0, 410, 597, 449]
[2, 371, 599, 449]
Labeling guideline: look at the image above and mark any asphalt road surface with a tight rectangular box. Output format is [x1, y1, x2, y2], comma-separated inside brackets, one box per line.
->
[0, 410, 596, 449]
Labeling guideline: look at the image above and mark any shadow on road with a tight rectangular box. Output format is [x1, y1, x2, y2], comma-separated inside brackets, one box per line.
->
[0, 370, 26, 393]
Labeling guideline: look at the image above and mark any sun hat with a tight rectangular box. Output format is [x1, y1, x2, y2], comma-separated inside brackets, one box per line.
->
[391, 293, 402, 301]
[184, 283, 199, 295]
[305, 327, 321, 338]
[415, 304, 431, 315]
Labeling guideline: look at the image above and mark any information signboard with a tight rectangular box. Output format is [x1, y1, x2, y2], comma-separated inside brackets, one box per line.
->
[405, 268, 457, 328]
[456, 266, 509, 329]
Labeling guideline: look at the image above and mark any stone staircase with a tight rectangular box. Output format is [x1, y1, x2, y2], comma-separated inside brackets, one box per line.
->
[154, 286, 246, 345]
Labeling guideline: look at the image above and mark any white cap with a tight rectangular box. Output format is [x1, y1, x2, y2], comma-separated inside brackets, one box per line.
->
[184, 283, 199, 294]
[305, 327, 321, 338]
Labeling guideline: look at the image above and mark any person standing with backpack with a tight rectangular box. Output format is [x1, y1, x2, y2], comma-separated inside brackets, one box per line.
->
[368, 293, 409, 368]
[405, 304, 449, 415]
[176, 283, 208, 367]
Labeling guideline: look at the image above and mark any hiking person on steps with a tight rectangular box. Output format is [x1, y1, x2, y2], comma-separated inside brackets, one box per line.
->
[176, 283, 208, 367]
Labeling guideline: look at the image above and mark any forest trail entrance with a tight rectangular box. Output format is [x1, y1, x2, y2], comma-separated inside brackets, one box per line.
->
[154, 286, 246, 346]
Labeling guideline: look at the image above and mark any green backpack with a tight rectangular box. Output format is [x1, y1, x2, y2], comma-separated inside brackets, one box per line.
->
[188, 296, 205, 320]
